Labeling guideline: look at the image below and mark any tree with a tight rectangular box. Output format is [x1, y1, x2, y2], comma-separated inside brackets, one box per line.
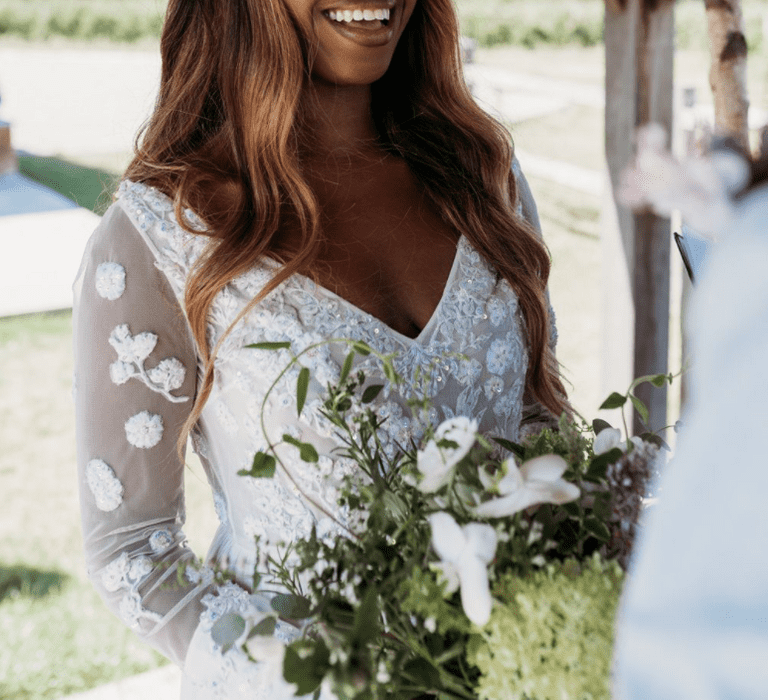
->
[704, 0, 750, 150]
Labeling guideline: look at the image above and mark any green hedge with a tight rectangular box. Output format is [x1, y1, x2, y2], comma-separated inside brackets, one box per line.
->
[0, 0, 766, 50]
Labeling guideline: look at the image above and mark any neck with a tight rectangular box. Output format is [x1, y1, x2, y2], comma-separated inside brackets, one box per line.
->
[299, 81, 381, 164]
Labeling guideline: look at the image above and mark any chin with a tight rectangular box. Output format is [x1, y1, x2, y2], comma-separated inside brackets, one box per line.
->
[314, 59, 392, 87]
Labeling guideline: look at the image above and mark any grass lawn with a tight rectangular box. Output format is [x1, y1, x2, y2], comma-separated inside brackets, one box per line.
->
[0, 312, 218, 698]
[17, 155, 119, 215]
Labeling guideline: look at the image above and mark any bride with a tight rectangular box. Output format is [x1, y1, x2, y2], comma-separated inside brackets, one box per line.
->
[73, 0, 568, 695]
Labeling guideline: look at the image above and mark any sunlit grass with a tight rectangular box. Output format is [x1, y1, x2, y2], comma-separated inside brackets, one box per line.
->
[0, 312, 217, 698]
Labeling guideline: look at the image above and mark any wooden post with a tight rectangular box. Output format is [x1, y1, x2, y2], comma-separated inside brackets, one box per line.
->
[0, 121, 17, 175]
[603, 0, 675, 434]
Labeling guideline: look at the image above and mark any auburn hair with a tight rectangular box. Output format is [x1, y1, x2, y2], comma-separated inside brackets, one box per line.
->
[124, 0, 570, 454]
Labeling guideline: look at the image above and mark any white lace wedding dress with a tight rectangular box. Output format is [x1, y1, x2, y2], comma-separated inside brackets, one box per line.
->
[72, 162, 557, 698]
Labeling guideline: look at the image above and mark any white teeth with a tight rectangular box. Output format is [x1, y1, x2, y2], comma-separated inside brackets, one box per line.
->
[327, 7, 391, 23]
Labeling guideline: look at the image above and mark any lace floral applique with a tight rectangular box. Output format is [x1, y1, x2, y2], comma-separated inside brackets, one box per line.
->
[85, 458, 124, 511]
[95, 262, 126, 301]
[149, 529, 174, 555]
[213, 491, 229, 527]
[214, 400, 239, 436]
[109, 324, 189, 403]
[101, 552, 162, 630]
[125, 411, 164, 449]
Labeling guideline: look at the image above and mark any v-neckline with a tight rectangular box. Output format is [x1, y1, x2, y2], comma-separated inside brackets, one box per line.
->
[262, 236, 466, 347]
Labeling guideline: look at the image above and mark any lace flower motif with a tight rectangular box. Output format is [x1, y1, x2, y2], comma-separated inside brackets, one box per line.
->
[149, 529, 174, 554]
[95, 262, 126, 301]
[108, 324, 189, 403]
[125, 411, 164, 449]
[100, 552, 161, 630]
[85, 459, 124, 511]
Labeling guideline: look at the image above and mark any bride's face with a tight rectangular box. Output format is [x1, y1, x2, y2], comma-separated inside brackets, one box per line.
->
[282, 0, 418, 86]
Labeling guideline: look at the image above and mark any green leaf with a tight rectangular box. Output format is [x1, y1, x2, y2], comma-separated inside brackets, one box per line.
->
[491, 437, 526, 460]
[282, 434, 319, 463]
[599, 392, 628, 410]
[383, 362, 398, 384]
[586, 447, 624, 481]
[248, 616, 277, 638]
[350, 340, 371, 356]
[238, 451, 276, 479]
[631, 373, 671, 390]
[403, 657, 441, 688]
[592, 419, 613, 435]
[630, 394, 650, 425]
[245, 341, 291, 351]
[339, 351, 355, 385]
[296, 367, 310, 417]
[352, 586, 380, 645]
[639, 432, 671, 451]
[361, 384, 384, 404]
[210, 613, 246, 654]
[282, 640, 329, 695]
[271, 593, 312, 620]
[584, 516, 611, 543]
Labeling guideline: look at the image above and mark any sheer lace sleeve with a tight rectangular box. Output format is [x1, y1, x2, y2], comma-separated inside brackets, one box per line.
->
[73, 202, 213, 666]
[513, 159, 562, 433]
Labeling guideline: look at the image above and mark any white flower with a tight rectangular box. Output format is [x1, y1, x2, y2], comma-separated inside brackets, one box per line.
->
[125, 411, 164, 449]
[593, 427, 624, 455]
[95, 262, 126, 301]
[428, 512, 497, 626]
[109, 360, 135, 386]
[429, 561, 460, 596]
[147, 357, 186, 392]
[109, 325, 158, 364]
[416, 417, 478, 493]
[474, 454, 580, 519]
[85, 458, 124, 511]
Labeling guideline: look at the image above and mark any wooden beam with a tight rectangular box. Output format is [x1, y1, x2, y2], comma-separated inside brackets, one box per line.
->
[603, 0, 675, 434]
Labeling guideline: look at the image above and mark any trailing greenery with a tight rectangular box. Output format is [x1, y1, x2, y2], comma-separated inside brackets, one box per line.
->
[1, 0, 766, 50]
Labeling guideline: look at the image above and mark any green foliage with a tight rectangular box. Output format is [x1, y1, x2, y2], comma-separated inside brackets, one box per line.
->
[5, 0, 767, 50]
[0, 1, 167, 43]
[469, 555, 624, 700]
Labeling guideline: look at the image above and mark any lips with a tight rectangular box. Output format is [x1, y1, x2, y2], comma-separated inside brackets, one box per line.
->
[319, 2, 398, 47]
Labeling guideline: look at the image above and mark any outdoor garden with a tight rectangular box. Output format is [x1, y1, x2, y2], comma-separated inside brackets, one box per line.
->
[0, 0, 767, 697]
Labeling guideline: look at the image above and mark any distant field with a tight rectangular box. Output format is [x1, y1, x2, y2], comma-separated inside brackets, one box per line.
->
[0, 0, 766, 50]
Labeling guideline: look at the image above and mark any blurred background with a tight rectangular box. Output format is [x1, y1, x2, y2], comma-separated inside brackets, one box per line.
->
[0, 0, 767, 697]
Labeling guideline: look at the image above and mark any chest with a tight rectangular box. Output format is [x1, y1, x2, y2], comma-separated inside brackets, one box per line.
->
[283, 157, 460, 339]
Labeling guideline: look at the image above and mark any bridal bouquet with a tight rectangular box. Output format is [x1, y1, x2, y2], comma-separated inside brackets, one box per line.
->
[213, 340, 673, 700]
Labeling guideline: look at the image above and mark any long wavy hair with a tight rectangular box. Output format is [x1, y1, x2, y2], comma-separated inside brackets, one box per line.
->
[124, 0, 570, 453]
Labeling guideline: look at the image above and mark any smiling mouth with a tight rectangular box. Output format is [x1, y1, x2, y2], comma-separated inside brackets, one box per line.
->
[322, 7, 393, 30]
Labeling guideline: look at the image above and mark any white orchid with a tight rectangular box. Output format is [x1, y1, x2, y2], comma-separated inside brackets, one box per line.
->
[428, 512, 497, 626]
[416, 417, 479, 493]
[474, 454, 580, 519]
[593, 427, 624, 455]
